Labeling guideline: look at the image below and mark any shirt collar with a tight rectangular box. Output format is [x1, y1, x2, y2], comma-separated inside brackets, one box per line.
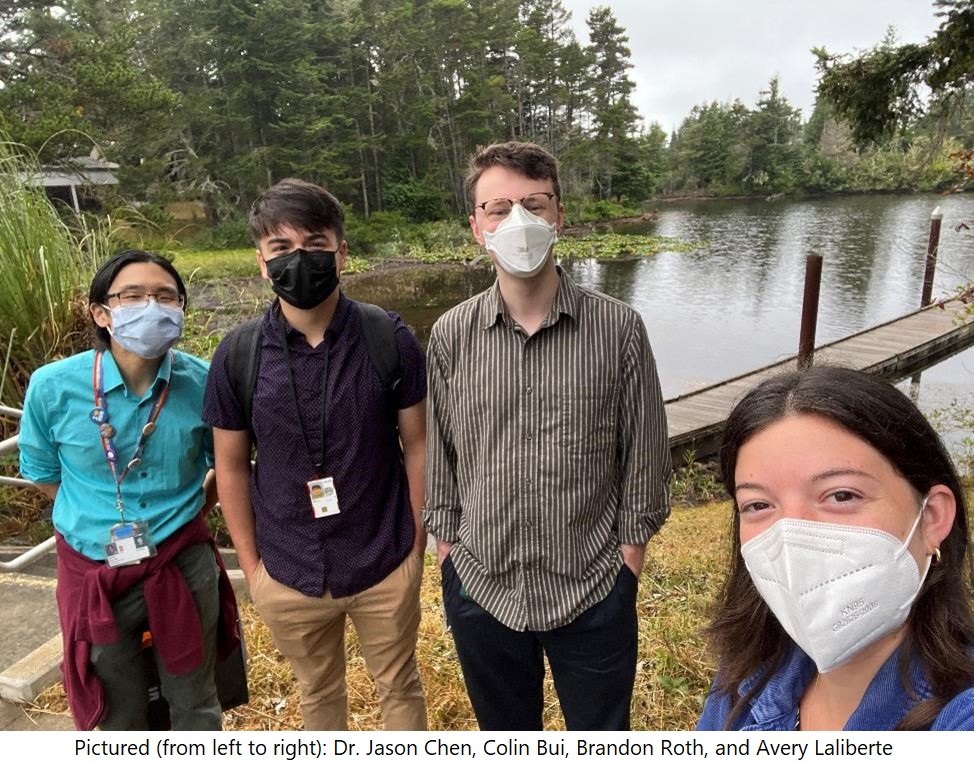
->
[271, 291, 350, 341]
[740, 645, 816, 726]
[480, 266, 580, 331]
[101, 348, 173, 398]
[741, 643, 932, 729]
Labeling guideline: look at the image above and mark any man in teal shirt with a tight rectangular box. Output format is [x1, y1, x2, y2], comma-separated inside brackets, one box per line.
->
[19, 250, 231, 730]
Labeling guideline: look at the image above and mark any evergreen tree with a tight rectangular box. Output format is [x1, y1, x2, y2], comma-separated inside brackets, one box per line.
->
[584, 5, 639, 199]
[0, 1, 178, 162]
[815, 1, 974, 144]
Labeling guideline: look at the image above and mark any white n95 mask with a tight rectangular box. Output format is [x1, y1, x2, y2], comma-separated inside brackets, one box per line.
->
[740, 504, 930, 673]
[482, 203, 558, 278]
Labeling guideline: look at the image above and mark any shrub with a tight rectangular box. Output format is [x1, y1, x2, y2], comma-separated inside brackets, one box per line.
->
[190, 217, 253, 250]
[345, 210, 408, 256]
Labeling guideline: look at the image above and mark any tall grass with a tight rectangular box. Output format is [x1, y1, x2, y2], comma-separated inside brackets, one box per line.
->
[0, 140, 106, 407]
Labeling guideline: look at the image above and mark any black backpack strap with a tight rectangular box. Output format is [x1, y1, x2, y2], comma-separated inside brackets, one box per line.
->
[226, 316, 263, 431]
[356, 302, 402, 393]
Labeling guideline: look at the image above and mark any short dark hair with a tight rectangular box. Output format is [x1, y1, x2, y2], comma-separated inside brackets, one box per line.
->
[464, 141, 561, 210]
[709, 365, 974, 730]
[88, 250, 188, 349]
[249, 178, 345, 244]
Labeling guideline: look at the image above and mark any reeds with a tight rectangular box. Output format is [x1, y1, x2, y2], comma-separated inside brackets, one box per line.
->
[0, 140, 104, 407]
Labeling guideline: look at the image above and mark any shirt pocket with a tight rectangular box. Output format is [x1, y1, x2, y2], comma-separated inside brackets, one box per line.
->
[558, 383, 618, 456]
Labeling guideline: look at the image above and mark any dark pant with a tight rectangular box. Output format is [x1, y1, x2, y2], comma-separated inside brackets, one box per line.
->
[442, 558, 638, 730]
[89, 541, 222, 730]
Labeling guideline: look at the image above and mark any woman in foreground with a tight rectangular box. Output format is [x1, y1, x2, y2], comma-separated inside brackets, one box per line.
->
[697, 366, 974, 731]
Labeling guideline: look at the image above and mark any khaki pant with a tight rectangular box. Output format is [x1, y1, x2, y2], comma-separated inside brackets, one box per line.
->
[251, 551, 426, 730]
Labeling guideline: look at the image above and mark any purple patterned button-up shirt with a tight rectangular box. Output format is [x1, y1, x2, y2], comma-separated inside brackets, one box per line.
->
[203, 294, 426, 597]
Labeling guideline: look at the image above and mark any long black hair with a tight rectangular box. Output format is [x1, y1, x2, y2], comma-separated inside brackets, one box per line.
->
[708, 365, 973, 729]
[88, 250, 187, 349]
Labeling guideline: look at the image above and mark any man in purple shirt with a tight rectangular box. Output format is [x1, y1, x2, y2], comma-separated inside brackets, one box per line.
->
[202, 179, 428, 730]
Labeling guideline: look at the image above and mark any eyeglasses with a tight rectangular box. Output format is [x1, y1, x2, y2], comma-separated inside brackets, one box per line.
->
[105, 289, 185, 309]
[475, 192, 557, 221]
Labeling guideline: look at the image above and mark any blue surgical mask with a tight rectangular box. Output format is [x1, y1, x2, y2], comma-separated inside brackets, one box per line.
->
[106, 301, 184, 358]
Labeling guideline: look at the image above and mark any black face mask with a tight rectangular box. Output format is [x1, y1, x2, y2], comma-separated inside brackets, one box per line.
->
[264, 248, 339, 309]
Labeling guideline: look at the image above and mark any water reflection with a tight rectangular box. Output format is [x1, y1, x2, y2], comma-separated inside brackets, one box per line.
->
[344, 264, 494, 346]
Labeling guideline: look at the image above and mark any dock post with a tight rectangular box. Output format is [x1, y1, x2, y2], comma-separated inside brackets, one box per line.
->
[912, 207, 944, 394]
[798, 254, 823, 370]
[920, 206, 943, 308]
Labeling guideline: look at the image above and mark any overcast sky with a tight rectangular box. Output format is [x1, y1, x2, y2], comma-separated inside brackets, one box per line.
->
[559, 0, 944, 132]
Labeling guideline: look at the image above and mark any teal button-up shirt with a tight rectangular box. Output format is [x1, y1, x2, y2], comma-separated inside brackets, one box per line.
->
[19, 349, 213, 560]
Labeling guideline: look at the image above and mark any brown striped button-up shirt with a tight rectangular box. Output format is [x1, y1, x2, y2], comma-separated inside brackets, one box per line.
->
[424, 269, 671, 630]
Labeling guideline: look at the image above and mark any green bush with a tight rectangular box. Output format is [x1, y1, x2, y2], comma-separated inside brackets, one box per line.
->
[111, 202, 174, 227]
[383, 177, 448, 222]
[345, 210, 408, 255]
[564, 196, 643, 224]
[405, 219, 471, 250]
[190, 218, 252, 250]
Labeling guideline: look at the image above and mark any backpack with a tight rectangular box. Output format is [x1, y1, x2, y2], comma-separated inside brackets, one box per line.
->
[226, 301, 401, 433]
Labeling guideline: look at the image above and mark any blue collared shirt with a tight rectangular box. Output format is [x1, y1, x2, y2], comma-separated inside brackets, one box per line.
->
[697, 644, 974, 731]
[19, 349, 214, 560]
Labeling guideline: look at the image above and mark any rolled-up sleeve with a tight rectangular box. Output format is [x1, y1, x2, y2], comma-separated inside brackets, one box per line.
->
[422, 327, 461, 542]
[616, 312, 671, 544]
[18, 373, 61, 485]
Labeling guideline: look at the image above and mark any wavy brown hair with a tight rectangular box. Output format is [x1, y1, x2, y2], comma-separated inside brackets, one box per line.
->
[464, 141, 561, 210]
[707, 365, 974, 730]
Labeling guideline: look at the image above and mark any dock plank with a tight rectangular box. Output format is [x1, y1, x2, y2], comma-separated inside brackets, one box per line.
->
[665, 299, 974, 460]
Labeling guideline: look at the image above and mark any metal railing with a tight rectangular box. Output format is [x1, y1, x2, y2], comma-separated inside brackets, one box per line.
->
[0, 405, 54, 573]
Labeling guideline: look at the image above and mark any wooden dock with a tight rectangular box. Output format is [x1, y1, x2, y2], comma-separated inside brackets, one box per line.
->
[665, 297, 974, 463]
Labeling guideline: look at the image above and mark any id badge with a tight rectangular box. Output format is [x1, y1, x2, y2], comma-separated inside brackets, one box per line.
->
[105, 521, 157, 567]
[308, 477, 340, 518]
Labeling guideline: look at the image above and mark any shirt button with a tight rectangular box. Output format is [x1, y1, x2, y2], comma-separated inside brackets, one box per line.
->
[140, 472, 148, 478]
[526, 386, 533, 394]
[525, 432, 533, 440]
[140, 501, 147, 508]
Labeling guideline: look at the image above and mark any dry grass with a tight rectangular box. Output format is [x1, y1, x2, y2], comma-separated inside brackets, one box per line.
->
[32, 501, 729, 731]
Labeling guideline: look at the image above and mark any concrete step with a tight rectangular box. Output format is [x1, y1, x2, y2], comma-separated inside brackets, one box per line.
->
[0, 544, 246, 720]
[0, 570, 60, 691]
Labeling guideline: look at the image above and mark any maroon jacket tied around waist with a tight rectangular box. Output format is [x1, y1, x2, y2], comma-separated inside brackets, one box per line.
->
[54, 513, 239, 730]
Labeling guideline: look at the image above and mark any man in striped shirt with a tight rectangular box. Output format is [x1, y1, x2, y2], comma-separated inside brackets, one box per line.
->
[424, 141, 671, 730]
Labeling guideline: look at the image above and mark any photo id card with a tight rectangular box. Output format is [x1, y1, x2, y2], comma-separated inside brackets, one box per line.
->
[308, 476, 340, 518]
[105, 521, 157, 567]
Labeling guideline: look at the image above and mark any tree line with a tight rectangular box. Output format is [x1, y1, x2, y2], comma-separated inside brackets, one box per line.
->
[1, 0, 971, 227]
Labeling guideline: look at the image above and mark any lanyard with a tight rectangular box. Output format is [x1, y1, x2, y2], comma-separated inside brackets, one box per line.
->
[90, 350, 173, 521]
[278, 317, 330, 476]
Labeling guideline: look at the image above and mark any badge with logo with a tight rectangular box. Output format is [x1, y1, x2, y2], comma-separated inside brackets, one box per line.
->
[308, 477, 340, 518]
[105, 521, 157, 567]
